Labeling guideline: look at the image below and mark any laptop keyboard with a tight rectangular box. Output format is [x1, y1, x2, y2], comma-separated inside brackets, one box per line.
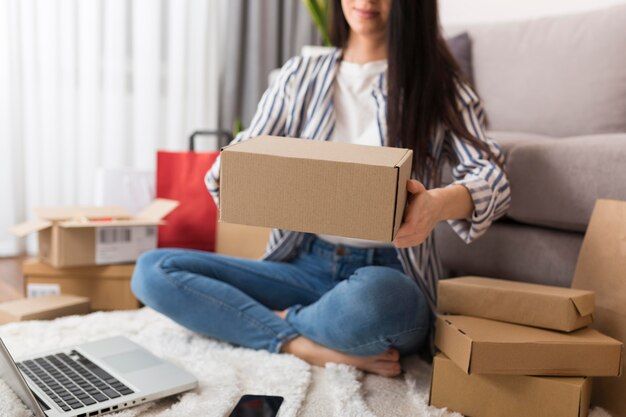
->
[16, 351, 134, 412]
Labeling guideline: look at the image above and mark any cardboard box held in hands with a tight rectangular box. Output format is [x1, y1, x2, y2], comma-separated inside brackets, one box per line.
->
[429, 353, 592, 417]
[216, 222, 271, 259]
[572, 199, 626, 417]
[219, 136, 413, 241]
[438, 276, 595, 332]
[435, 315, 622, 376]
[10, 199, 178, 268]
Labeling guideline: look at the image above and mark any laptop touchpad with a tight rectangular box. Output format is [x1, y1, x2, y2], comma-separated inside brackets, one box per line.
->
[102, 350, 162, 373]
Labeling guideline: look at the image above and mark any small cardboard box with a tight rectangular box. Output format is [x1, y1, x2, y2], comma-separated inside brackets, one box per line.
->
[219, 136, 413, 241]
[435, 315, 622, 376]
[22, 259, 139, 311]
[572, 199, 626, 416]
[430, 353, 592, 417]
[216, 222, 271, 259]
[0, 295, 90, 324]
[10, 199, 178, 267]
[438, 276, 595, 332]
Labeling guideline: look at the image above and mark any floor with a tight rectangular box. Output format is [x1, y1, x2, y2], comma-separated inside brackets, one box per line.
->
[0, 257, 25, 303]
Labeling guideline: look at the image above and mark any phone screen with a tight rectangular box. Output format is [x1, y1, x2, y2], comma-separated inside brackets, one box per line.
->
[227, 394, 284, 417]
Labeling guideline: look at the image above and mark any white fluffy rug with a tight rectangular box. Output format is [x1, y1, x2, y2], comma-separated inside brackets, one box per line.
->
[0, 308, 613, 417]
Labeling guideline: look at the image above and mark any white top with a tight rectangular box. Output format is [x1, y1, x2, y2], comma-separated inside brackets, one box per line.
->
[318, 59, 394, 248]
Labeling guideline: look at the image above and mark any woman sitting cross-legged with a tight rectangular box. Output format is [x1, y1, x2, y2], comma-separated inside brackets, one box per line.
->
[131, 0, 510, 378]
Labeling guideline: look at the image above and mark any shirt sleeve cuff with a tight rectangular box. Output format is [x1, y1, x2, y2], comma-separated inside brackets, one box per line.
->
[446, 174, 496, 244]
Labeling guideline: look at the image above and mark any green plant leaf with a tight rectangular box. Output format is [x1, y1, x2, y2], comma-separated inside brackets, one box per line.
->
[232, 118, 244, 137]
[303, 0, 331, 46]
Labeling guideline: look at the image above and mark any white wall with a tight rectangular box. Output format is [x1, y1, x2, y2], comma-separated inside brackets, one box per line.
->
[440, 0, 626, 25]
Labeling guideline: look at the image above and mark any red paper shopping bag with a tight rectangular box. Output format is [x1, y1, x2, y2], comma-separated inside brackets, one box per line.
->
[156, 130, 232, 251]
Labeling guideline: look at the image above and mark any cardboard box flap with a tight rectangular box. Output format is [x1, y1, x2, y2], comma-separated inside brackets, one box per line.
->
[135, 198, 179, 222]
[435, 316, 473, 372]
[571, 294, 595, 317]
[59, 219, 165, 228]
[34, 206, 130, 221]
[226, 135, 412, 167]
[9, 219, 53, 237]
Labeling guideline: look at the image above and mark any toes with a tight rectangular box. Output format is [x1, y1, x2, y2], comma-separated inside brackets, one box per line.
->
[387, 348, 400, 361]
[376, 348, 400, 362]
[378, 362, 402, 377]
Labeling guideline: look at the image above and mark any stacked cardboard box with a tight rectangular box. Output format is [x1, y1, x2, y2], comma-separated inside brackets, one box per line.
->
[5, 200, 177, 316]
[22, 259, 139, 311]
[431, 277, 623, 417]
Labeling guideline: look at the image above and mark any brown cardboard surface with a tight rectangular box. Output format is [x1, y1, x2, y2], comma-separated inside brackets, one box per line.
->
[429, 353, 592, 417]
[60, 219, 166, 228]
[216, 222, 271, 259]
[9, 219, 53, 237]
[438, 276, 595, 331]
[22, 259, 139, 311]
[572, 199, 626, 416]
[34, 206, 131, 221]
[9, 199, 177, 267]
[435, 315, 622, 376]
[135, 199, 180, 222]
[0, 295, 90, 324]
[219, 136, 413, 241]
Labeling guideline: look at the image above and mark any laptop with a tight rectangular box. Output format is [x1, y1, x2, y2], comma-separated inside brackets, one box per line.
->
[0, 335, 198, 417]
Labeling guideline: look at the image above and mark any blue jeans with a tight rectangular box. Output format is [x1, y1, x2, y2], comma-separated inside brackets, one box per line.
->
[131, 234, 430, 356]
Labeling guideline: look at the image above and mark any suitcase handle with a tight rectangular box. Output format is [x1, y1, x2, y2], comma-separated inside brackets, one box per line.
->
[189, 130, 233, 152]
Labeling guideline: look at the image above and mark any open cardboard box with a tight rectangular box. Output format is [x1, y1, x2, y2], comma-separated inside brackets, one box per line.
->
[572, 199, 626, 417]
[219, 135, 413, 242]
[10, 199, 178, 267]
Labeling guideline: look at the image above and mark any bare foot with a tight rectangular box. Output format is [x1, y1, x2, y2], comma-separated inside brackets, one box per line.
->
[281, 335, 401, 378]
[273, 309, 288, 320]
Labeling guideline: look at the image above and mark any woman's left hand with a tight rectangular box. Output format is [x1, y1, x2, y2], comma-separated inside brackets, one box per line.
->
[393, 180, 443, 248]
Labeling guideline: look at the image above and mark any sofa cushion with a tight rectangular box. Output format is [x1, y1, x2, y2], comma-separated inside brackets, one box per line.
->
[435, 220, 583, 288]
[465, 5, 626, 137]
[440, 130, 549, 186]
[487, 131, 550, 151]
[506, 133, 626, 232]
[446, 32, 473, 85]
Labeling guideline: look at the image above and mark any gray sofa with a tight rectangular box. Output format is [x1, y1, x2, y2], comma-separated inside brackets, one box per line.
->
[438, 5, 626, 287]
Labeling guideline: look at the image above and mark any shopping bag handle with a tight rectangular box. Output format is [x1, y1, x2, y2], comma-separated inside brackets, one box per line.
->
[189, 130, 234, 152]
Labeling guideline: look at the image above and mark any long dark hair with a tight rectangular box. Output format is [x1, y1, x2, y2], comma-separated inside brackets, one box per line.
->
[329, 0, 498, 182]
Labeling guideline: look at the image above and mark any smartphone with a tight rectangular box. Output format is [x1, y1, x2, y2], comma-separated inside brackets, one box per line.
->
[227, 394, 284, 417]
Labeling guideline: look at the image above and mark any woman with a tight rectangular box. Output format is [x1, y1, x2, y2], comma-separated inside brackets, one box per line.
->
[131, 0, 510, 378]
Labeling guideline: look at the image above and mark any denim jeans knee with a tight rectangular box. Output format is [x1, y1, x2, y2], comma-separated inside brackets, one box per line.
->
[286, 265, 430, 356]
[131, 248, 179, 308]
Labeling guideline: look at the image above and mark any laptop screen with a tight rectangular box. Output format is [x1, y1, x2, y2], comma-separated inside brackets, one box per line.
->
[0, 337, 47, 417]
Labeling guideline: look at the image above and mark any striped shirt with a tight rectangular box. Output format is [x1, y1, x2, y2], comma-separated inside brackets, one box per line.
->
[205, 48, 511, 344]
